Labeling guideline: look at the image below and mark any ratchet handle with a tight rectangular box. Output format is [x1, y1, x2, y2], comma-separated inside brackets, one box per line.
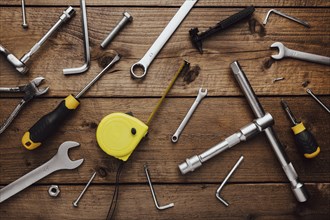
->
[22, 95, 80, 150]
[218, 6, 255, 30]
[291, 122, 320, 158]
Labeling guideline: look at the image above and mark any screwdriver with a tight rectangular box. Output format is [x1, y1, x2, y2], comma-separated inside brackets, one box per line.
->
[281, 100, 320, 158]
[22, 54, 121, 150]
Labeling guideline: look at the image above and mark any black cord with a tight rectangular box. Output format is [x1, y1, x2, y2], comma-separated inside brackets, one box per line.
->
[106, 162, 125, 220]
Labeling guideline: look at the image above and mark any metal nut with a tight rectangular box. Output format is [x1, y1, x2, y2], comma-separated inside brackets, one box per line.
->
[48, 185, 60, 197]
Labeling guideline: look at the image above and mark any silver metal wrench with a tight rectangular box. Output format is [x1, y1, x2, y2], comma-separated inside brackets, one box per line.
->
[130, 0, 198, 79]
[271, 42, 330, 65]
[172, 88, 207, 143]
[0, 141, 84, 203]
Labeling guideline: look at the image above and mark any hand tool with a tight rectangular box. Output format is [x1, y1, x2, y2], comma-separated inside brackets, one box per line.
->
[100, 12, 133, 49]
[0, 6, 75, 75]
[0, 141, 84, 203]
[73, 171, 97, 207]
[48, 185, 60, 197]
[21, 0, 28, 28]
[130, 0, 198, 79]
[171, 88, 207, 143]
[22, 54, 120, 150]
[272, 77, 285, 83]
[270, 42, 330, 66]
[216, 156, 244, 207]
[97, 61, 189, 161]
[63, 0, 90, 75]
[263, 9, 310, 28]
[144, 164, 174, 210]
[0, 77, 49, 135]
[179, 113, 273, 174]
[189, 6, 255, 54]
[231, 61, 308, 203]
[306, 89, 330, 114]
[281, 100, 320, 158]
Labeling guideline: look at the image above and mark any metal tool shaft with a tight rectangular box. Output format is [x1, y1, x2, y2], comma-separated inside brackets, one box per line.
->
[263, 9, 310, 28]
[21, 0, 28, 28]
[230, 61, 309, 203]
[73, 171, 96, 207]
[306, 89, 330, 114]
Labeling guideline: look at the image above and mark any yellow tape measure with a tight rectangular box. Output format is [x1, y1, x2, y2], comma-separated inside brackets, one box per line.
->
[96, 61, 189, 161]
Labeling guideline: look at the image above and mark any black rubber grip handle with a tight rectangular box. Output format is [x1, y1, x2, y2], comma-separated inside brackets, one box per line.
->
[218, 6, 255, 30]
[22, 96, 79, 149]
[294, 130, 319, 156]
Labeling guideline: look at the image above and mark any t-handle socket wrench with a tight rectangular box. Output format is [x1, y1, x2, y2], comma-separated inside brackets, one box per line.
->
[179, 113, 273, 174]
[172, 88, 207, 142]
[0, 6, 75, 75]
[231, 61, 309, 203]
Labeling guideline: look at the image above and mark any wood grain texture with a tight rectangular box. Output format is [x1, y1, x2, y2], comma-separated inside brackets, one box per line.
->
[1, 0, 330, 7]
[1, 7, 329, 96]
[0, 184, 329, 219]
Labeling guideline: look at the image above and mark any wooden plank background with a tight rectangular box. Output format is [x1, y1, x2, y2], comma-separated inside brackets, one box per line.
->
[0, 1, 329, 219]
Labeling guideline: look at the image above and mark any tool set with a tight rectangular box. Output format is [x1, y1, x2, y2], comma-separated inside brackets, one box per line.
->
[281, 100, 320, 158]
[263, 9, 310, 28]
[0, 77, 49, 134]
[1, 2, 328, 218]
[0, 6, 75, 75]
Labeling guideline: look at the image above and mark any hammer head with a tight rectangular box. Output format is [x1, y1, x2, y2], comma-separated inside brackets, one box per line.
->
[189, 28, 203, 54]
[0, 44, 28, 74]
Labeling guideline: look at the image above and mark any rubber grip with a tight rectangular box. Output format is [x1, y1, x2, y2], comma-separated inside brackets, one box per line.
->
[218, 6, 255, 30]
[22, 95, 80, 150]
[294, 129, 320, 158]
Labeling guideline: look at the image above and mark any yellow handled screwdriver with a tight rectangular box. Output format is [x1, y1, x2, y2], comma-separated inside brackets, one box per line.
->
[22, 54, 120, 150]
[281, 100, 320, 158]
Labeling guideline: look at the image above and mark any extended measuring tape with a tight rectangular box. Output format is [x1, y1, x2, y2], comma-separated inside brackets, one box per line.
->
[96, 61, 189, 161]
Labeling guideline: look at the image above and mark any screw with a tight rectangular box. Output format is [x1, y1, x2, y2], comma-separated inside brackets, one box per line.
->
[21, 0, 28, 28]
[100, 12, 133, 48]
[72, 172, 97, 207]
[272, 77, 285, 83]
[306, 89, 330, 114]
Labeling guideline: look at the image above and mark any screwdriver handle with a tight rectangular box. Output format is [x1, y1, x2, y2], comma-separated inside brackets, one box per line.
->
[22, 95, 80, 150]
[291, 122, 320, 159]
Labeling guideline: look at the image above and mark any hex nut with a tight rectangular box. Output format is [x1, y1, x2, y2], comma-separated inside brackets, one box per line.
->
[48, 185, 60, 197]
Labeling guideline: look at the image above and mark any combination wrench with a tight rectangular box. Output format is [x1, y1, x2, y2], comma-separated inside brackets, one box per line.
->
[172, 88, 207, 143]
[130, 0, 198, 79]
[0, 141, 84, 203]
[271, 42, 330, 65]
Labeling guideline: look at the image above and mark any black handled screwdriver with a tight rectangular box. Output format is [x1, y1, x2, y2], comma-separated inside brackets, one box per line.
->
[22, 54, 121, 150]
[281, 100, 320, 158]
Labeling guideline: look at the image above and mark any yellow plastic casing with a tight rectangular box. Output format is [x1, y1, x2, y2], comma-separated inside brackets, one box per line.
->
[291, 122, 305, 135]
[96, 112, 148, 161]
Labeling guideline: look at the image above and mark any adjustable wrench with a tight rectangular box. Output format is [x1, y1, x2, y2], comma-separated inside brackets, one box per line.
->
[0, 77, 49, 134]
[271, 42, 330, 65]
[0, 141, 84, 203]
[130, 0, 198, 79]
[172, 88, 207, 143]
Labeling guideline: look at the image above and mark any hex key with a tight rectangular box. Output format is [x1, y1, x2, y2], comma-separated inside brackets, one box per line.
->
[63, 0, 90, 75]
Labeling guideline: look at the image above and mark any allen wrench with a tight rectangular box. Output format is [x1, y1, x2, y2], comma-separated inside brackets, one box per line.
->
[216, 156, 244, 207]
[263, 9, 310, 28]
[63, 0, 90, 75]
[144, 165, 174, 210]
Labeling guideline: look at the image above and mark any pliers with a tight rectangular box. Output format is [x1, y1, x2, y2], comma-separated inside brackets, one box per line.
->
[0, 77, 49, 134]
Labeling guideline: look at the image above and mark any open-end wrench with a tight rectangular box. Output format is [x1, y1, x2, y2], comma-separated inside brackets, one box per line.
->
[0, 77, 49, 134]
[172, 88, 207, 143]
[0, 141, 84, 203]
[271, 42, 330, 66]
[130, 0, 198, 79]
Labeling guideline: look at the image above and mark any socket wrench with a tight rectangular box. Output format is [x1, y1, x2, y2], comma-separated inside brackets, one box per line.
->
[130, 0, 198, 79]
[172, 88, 207, 143]
[0, 6, 75, 74]
[230, 61, 309, 203]
[179, 113, 273, 174]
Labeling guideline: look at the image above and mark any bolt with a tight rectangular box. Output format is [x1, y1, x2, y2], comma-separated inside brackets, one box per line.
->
[100, 12, 133, 48]
[21, 0, 28, 28]
[272, 77, 285, 83]
[72, 172, 97, 207]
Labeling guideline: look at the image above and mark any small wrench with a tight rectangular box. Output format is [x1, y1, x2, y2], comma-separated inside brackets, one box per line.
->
[271, 42, 330, 65]
[0, 141, 84, 203]
[172, 88, 207, 143]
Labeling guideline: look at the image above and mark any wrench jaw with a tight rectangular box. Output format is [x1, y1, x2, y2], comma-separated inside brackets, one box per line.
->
[56, 141, 84, 170]
[198, 88, 208, 98]
[130, 62, 148, 79]
[270, 42, 285, 60]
